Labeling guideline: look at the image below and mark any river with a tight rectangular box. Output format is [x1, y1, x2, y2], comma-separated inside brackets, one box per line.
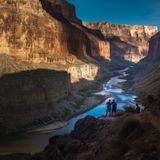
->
[0, 67, 138, 154]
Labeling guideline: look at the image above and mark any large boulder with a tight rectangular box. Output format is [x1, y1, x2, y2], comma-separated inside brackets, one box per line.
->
[71, 116, 106, 142]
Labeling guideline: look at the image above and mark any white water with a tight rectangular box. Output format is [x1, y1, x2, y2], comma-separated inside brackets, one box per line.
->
[0, 67, 139, 154]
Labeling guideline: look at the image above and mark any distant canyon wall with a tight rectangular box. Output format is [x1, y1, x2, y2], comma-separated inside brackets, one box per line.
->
[83, 21, 158, 63]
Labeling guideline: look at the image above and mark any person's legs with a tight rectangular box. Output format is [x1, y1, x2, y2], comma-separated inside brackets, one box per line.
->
[108, 109, 111, 116]
[106, 109, 109, 116]
[112, 109, 114, 116]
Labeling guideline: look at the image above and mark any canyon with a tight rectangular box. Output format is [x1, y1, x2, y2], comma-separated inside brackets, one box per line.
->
[0, 0, 160, 159]
[0, 0, 158, 135]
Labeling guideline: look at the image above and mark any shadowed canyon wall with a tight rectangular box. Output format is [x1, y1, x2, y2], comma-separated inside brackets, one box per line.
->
[0, 69, 71, 134]
[83, 21, 158, 63]
[133, 32, 160, 97]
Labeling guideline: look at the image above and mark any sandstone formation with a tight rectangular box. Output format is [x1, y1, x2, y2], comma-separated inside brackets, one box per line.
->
[0, 0, 100, 83]
[79, 26, 110, 60]
[83, 21, 158, 63]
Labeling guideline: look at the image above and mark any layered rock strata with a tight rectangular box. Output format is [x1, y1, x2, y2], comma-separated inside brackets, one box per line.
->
[83, 21, 158, 63]
[0, 0, 100, 83]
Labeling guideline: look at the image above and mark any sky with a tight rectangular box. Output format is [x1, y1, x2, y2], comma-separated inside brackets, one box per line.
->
[68, 0, 160, 30]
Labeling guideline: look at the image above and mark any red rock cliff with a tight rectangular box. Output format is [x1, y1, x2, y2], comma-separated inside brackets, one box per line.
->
[0, 0, 89, 61]
[0, 0, 100, 83]
[83, 21, 158, 63]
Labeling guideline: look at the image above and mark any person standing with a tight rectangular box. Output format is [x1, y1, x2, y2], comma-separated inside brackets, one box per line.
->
[135, 103, 141, 113]
[112, 100, 117, 116]
[106, 99, 112, 116]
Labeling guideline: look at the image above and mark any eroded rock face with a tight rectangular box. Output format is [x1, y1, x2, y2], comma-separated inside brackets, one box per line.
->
[0, 0, 89, 61]
[82, 28, 110, 60]
[83, 21, 158, 63]
[0, 69, 71, 134]
[0, 0, 101, 83]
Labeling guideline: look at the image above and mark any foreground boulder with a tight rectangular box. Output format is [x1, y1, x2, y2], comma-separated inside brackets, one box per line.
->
[71, 116, 107, 142]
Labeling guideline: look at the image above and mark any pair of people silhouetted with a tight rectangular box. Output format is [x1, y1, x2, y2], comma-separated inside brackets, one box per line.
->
[106, 99, 117, 116]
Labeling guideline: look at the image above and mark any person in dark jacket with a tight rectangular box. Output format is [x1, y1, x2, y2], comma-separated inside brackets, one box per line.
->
[135, 103, 141, 113]
[112, 100, 117, 116]
[106, 99, 112, 116]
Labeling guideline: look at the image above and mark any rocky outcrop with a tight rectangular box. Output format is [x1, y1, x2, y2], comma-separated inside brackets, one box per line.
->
[40, 0, 81, 24]
[34, 114, 160, 160]
[0, 69, 71, 134]
[71, 116, 106, 142]
[83, 21, 158, 63]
